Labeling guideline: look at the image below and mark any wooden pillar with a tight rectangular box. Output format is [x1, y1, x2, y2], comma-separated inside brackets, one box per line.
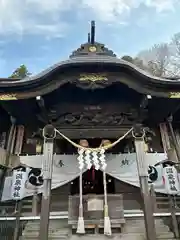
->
[150, 184, 157, 213]
[167, 116, 180, 162]
[168, 195, 179, 238]
[13, 125, 25, 240]
[174, 130, 180, 148]
[133, 124, 156, 240]
[39, 125, 56, 240]
[159, 122, 180, 238]
[32, 140, 42, 216]
[0, 117, 16, 199]
[6, 117, 17, 166]
[13, 200, 23, 240]
[0, 132, 7, 188]
[32, 191, 39, 216]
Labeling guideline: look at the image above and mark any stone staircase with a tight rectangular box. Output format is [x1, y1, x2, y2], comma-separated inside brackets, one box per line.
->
[21, 218, 178, 240]
[22, 219, 70, 239]
[121, 218, 177, 240]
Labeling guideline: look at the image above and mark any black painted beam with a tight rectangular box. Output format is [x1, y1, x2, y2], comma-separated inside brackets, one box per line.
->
[36, 96, 49, 124]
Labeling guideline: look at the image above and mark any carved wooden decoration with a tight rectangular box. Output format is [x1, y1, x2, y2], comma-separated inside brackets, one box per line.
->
[44, 103, 140, 127]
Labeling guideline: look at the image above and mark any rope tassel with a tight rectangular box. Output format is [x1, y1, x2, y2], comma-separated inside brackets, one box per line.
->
[100, 149, 112, 236]
[77, 148, 85, 234]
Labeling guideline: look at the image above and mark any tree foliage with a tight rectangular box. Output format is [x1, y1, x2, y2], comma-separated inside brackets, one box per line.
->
[169, 33, 180, 76]
[121, 55, 148, 72]
[137, 43, 172, 77]
[10, 64, 31, 79]
[121, 55, 134, 63]
[122, 32, 180, 78]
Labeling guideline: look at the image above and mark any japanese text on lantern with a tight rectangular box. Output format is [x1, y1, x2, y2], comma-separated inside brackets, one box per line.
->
[11, 170, 27, 200]
[163, 166, 180, 195]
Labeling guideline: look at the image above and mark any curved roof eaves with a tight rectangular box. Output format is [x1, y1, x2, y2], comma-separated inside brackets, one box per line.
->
[0, 56, 180, 88]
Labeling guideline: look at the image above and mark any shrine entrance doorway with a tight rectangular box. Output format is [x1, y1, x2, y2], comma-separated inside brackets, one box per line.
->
[70, 169, 115, 195]
[69, 137, 130, 196]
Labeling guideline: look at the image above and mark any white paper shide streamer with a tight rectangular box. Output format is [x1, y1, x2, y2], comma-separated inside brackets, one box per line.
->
[77, 149, 84, 170]
[84, 150, 91, 169]
[77, 146, 111, 235]
[99, 149, 107, 171]
[92, 151, 100, 170]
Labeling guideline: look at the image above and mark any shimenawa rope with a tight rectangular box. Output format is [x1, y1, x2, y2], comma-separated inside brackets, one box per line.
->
[55, 127, 133, 151]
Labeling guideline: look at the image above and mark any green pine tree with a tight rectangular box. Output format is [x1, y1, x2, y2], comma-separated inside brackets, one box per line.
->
[10, 64, 31, 79]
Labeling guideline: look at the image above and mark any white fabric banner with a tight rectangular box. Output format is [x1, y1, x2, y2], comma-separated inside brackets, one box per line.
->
[11, 170, 28, 200]
[2, 153, 178, 201]
[163, 167, 180, 195]
[2, 154, 81, 201]
[106, 153, 166, 192]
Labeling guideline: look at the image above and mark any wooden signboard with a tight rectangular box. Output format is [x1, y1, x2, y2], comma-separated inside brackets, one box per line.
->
[68, 194, 124, 226]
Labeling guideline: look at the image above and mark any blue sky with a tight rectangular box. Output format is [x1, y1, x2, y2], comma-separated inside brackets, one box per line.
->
[0, 0, 180, 77]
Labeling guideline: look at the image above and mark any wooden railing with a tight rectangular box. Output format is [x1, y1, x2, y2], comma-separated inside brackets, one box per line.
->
[1, 193, 180, 217]
[0, 148, 20, 168]
[151, 194, 180, 238]
[149, 185, 180, 213]
[154, 196, 180, 212]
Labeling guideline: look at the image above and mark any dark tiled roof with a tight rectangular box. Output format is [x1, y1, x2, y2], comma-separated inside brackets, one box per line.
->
[0, 55, 180, 88]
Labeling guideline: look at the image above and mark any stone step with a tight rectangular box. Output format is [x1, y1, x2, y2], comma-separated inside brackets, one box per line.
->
[25, 220, 67, 227]
[123, 224, 169, 232]
[22, 237, 68, 240]
[123, 228, 171, 234]
[22, 233, 69, 240]
[69, 235, 176, 240]
[22, 219, 70, 240]
[126, 219, 165, 226]
[157, 232, 174, 238]
[123, 218, 176, 240]
[23, 231, 69, 236]
[124, 226, 170, 233]
[23, 229, 69, 234]
[22, 218, 176, 240]
[22, 233, 177, 240]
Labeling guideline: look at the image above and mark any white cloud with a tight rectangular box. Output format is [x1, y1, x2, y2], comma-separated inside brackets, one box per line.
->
[0, 0, 74, 37]
[145, 0, 178, 12]
[81, 0, 178, 22]
[0, 0, 178, 37]
[0, 50, 6, 72]
[81, 0, 132, 23]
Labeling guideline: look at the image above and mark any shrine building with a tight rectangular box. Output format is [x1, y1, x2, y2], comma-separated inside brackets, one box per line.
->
[0, 21, 180, 240]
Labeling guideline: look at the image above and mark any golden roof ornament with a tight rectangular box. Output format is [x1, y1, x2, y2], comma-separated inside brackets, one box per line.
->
[69, 21, 116, 58]
[169, 92, 180, 98]
[0, 94, 17, 100]
[79, 73, 108, 82]
[88, 46, 97, 52]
